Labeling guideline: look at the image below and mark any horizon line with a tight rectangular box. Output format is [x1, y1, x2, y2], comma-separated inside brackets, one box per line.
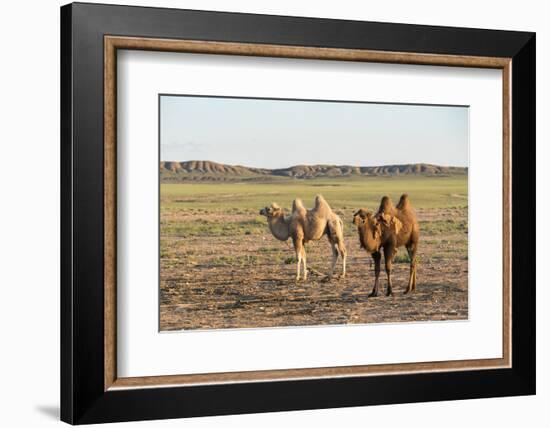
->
[159, 160, 469, 169]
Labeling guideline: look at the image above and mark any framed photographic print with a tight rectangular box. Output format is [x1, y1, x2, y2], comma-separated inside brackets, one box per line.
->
[61, 2, 535, 424]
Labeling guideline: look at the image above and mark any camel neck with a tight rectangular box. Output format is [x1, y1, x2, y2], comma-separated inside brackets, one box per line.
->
[360, 223, 380, 252]
[268, 214, 290, 241]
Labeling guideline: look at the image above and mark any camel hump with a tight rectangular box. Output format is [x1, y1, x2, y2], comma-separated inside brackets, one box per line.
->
[292, 198, 307, 214]
[377, 195, 395, 215]
[396, 194, 412, 210]
[314, 194, 326, 208]
[314, 194, 332, 214]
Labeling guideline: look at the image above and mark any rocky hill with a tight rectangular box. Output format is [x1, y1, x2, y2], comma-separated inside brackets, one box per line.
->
[160, 160, 467, 182]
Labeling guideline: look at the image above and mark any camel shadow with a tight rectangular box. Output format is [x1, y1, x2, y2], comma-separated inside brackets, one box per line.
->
[35, 405, 59, 420]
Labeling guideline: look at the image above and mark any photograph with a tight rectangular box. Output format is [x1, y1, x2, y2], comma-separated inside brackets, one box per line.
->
[159, 94, 469, 331]
[54, 2, 537, 425]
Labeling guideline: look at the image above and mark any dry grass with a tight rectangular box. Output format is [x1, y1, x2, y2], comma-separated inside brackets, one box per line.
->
[160, 176, 468, 331]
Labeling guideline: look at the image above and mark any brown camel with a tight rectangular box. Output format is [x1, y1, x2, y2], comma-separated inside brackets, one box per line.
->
[353, 194, 420, 296]
[260, 195, 347, 281]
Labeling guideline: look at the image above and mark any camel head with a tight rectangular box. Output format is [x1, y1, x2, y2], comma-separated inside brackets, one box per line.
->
[352, 208, 370, 226]
[353, 208, 382, 243]
[259, 203, 283, 219]
[353, 208, 381, 239]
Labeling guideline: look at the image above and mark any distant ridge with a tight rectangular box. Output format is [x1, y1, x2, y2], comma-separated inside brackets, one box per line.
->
[160, 160, 467, 182]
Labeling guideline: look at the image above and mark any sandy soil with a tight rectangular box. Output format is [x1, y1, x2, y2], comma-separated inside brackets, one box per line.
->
[160, 207, 468, 331]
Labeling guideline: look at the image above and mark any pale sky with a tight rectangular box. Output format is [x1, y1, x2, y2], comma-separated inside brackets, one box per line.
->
[160, 95, 468, 168]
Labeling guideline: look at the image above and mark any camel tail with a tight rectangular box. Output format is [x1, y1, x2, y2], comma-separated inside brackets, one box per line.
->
[338, 217, 345, 239]
[329, 214, 345, 240]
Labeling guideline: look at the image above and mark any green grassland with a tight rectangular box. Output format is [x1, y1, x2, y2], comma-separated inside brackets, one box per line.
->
[161, 175, 468, 212]
[161, 175, 468, 244]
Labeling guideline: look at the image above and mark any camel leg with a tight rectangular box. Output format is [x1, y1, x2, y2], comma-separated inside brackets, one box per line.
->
[384, 246, 394, 297]
[405, 264, 413, 294]
[293, 238, 303, 281]
[404, 246, 414, 294]
[302, 246, 308, 281]
[405, 244, 418, 293]
[368, 251, 382, 297]
[412, 253, 418, 292]
[328, 241, 338, 280]
[413, 243, 419, 291]
[337, 239, 347, 278]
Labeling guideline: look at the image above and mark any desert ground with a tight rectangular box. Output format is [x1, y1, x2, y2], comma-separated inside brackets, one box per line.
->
[160, 175, 468, 331]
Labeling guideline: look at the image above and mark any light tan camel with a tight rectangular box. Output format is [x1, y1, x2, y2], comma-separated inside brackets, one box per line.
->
[260, 195, 347, 281]
[353, 194, 420, 296]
